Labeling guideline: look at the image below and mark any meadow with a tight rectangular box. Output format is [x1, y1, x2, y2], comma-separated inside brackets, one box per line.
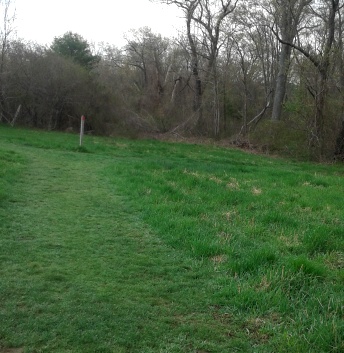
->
[0, 125, 343, 353]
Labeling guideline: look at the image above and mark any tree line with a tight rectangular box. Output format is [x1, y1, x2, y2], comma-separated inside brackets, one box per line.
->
[1, 0, 344, 160]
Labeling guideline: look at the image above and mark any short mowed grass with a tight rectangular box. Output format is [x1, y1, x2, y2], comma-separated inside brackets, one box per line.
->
[0, 124, 343, 353]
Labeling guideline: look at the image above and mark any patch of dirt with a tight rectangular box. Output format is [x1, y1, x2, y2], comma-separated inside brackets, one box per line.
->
[211, 254, 227, 264]
[252, 187, 262, 195]
[0, 349, 24, 353]
[226, 178, 240, 190]
[242, 317, 271, 344]
[210, 305, 233, 325]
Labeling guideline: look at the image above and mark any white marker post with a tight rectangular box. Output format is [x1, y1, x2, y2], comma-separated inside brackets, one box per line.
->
[80, 115, 86, 146]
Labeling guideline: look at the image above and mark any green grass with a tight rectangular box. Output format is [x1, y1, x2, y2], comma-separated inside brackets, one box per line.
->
[0, 124, 344, 352]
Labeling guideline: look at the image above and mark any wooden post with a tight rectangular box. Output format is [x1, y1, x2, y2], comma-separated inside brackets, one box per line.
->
[80, 115, 85, 146]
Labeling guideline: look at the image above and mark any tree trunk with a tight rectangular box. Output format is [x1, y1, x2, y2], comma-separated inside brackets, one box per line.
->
[213, 77, 220, 138]
[312, 0, 338, 157]
[271, 44, 292, 121]
[310, 71, 327, 157]
[186, 17, 203, 132]
[271, 0, 339, 158]
[335, 120, 344, 160]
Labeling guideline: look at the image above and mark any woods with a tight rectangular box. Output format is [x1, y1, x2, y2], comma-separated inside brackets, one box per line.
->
[2, 0, 344, 160]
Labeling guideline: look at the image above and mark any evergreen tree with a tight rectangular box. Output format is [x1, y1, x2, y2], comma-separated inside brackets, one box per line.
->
[51, 32, 100, 69]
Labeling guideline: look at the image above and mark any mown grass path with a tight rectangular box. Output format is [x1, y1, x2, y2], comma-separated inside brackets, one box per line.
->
[0, 145, 242, 353]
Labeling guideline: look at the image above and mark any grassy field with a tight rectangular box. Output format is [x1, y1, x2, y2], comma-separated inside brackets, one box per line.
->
[0, 124, 343, 353]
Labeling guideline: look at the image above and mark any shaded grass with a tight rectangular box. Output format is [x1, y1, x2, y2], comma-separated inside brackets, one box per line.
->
[0, 124, 344, 352]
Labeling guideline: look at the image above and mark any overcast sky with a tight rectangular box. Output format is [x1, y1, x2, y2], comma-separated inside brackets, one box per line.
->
[14, 0, 185, 48]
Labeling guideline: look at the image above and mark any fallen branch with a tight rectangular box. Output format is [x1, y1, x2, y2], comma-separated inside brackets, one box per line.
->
[11, 104, 21, 127]
[239, 90, 272, 136]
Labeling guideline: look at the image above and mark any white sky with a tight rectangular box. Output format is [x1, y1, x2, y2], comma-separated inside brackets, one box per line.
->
[14, 0, 185, 48]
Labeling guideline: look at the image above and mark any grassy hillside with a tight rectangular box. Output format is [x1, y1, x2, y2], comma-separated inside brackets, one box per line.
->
[0, 125, 343, 352]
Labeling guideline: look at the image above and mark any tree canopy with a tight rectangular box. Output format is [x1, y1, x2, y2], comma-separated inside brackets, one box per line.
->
[51, 32, 100, 69]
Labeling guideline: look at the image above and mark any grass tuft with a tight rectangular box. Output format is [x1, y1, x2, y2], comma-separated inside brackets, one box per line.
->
[287, 255, 328, 278]
[75, 145, 91, 153]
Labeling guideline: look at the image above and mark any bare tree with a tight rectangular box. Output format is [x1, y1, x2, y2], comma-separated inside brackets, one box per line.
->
[154, 0, 238, 136]
[270, 0, 312, 121]
[0, 0, 15, 123]
[271, 0, 341, 156]
[124, 27, 172, 131]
